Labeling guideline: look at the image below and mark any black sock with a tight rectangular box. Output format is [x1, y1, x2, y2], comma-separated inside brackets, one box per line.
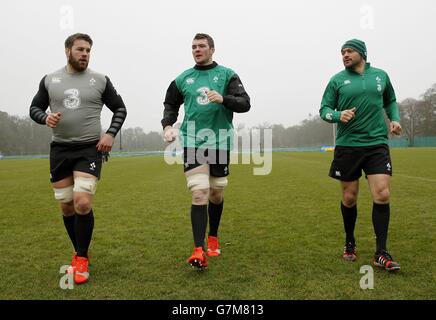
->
[372, 203, 390, 253]
[63, 214, 77, 252]
[341, 202, 357, 244]
[75, 209, 94, 258]
[191, 204, 208, 248]
[208, 200, 223, 237]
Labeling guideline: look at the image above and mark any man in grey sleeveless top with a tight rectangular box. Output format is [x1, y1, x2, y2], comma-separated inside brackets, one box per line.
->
[29, 33, 127, 284]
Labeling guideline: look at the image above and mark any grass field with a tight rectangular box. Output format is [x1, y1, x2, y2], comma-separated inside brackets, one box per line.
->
[0, 148, 435, 300]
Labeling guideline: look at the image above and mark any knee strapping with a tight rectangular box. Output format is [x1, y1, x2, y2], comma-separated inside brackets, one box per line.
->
[54, 185, 74, 203]
[209, 176, 228, 189]
[73, 177, 97, 195]
[186, 173, 210, 191]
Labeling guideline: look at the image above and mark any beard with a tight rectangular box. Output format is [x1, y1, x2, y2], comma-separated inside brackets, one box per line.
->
[68, 53, 88, 72]
[344, 56, 363, 70]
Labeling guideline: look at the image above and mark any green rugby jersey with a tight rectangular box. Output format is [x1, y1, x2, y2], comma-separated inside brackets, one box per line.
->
[320, 63, 400, 147]
[162, 62, 251, 150]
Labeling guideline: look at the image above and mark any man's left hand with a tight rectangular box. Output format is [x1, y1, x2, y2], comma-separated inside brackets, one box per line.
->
[206, 90, 223, 104]
[97, 133, 115, 152]
[390, 121, 402, 135]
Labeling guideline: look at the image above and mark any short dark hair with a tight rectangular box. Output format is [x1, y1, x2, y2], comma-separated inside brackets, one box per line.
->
[193, 33, 214, 49]
[65, 33, 93, 49]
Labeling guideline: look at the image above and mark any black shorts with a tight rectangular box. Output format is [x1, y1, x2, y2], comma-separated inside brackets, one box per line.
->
[50, 140, 103, 183]
[183, 148, 230, 177]
[329, 144, 392, 181]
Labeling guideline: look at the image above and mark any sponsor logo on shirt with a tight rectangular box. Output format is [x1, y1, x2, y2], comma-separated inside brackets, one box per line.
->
[90, 78, 96, 86]
[186, 78, 195, 85]
[63, 88, 81, 109]
[213, 76, 219, 83]
[344, 80, 351, 85]
[196, 87, 210, 105]
[52, 77, 62, 84]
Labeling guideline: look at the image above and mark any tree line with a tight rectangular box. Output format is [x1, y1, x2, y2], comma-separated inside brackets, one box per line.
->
[1, 83, 435, 155]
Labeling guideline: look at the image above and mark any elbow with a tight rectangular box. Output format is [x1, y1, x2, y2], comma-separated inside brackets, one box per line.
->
[224, 96, 251, 113]
[229, 103, 250, 113]
[240, 103, 251, 113]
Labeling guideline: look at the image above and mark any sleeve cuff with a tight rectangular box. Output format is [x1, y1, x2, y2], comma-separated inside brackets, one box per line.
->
[332, 111, 341, 122]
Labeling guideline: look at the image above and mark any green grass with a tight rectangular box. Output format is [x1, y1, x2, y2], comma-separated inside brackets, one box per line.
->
[0, 148, 435, 299]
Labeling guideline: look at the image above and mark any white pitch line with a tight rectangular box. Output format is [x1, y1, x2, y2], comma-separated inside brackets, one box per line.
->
[395, 174, 436, 183]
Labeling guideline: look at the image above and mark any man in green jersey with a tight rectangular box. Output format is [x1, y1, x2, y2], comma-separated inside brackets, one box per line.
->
[320, 39, 402, 272]
[162, 33, 251, 269]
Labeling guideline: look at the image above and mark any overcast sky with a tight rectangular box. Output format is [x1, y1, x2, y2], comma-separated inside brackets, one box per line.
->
[1, 0, 435, 132]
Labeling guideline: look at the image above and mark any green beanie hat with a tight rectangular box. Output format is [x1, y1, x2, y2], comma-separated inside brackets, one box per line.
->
[341, 39, 367, 60]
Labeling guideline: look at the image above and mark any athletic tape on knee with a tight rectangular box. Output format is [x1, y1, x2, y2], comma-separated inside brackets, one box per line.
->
[53, 185, 74, 203]
[73, 177, 97, 195]
[209, 176, 228, 189]
[186, 173, 210, 191]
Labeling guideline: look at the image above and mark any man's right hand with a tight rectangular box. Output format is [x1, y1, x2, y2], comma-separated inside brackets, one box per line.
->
[46, 112, 61, 128]
[163, 125, 177, 142]
[340, 107, 356, 123]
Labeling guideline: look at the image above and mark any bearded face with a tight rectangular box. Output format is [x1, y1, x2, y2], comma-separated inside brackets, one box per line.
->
[66, 39, 91, 72]
[68, 51, 88, 72]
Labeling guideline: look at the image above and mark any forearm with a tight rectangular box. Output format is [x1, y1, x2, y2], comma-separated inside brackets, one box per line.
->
[29, 76, 49, 125]
[384, 101, 400, 122]
[102, 76, 127, 137]
[162, 80, 183, 129]
[106, 105, 127, 137]
[29, 105, 48, 125]
[161, 104, 179, 129]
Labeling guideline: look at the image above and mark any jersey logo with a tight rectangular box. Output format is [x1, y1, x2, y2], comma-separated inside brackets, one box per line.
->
[90, 162, 96, 171]
[376, 76, 382, 92]
[186, 78, 195, 85]
[344, 80, 351, 85]
[52, 77, 62, 84]
[63, 88, 81, 109]
[196, 87, 210, 105]
[213, 76, 219, 83]
[326, 113, 333, 120]
[90, 78, 96, 86]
